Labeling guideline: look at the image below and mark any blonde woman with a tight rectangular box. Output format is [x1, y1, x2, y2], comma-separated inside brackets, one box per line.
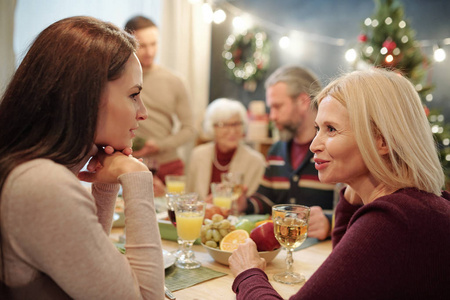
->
[229, 69, 450, 299]
[186, 98, 266, 201]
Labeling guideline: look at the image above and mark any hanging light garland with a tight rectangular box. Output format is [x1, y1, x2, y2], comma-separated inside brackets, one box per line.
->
[197, 0, 448, 61]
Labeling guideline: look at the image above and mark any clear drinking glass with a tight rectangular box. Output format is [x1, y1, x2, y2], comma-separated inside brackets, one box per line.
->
[272, 204, 310, 284]
[166, 193, 183, 258]
[221, 172, 244, 216]
[210, 182, 233, 210]
[165, 175, 186, 194]
[174, 193, 205, 269]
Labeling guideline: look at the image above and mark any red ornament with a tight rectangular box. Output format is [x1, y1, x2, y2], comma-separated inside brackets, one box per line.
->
[383, 38, 397, 52]
[358, 33, 368, 42]
[423, 105, 430, 117]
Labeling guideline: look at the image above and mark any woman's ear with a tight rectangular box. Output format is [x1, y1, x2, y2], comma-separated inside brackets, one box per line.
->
[376, 135, 389, 155]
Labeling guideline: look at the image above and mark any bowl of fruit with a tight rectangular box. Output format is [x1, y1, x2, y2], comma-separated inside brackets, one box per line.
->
[201, 214, 281, 266]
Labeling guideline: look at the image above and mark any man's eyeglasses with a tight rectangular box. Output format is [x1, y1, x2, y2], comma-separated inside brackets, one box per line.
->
[213, 121, 243, 129]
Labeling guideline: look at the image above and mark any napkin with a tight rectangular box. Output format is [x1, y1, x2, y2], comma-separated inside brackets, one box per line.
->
[165, 266, 227, 292]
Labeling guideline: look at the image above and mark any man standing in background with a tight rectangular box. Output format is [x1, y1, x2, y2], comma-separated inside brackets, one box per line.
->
[125, 16, 196, 184]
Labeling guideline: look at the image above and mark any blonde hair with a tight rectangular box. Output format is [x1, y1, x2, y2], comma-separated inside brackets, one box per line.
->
[316, 68, 444, 195]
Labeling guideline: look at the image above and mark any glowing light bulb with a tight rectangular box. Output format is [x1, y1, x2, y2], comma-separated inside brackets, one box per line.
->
[233, 17, 244, 31]
[345, 48, 357, 62]
[385, 54, 394, 63]
[233, 15, 252, 34]
[279, 36, 290, 49]
[202, 3, 213, 23]
[434, 48, 446, 62]
[213, 9, 226, 24]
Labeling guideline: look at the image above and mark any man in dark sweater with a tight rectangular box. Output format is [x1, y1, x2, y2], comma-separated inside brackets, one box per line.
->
[239, 66, 335, 240]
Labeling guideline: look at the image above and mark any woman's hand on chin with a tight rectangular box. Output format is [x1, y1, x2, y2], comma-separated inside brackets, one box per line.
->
[104, 145, 133, 156]
[78, 145, 148, 184]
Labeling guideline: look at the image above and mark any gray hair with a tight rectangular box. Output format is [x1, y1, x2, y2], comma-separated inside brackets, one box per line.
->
[265, 65, 322, 107]
[202, 98, 248, 138]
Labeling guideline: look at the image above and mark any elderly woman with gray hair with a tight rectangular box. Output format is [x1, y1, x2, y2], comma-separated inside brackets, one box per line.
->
[186, 98, 266, 201]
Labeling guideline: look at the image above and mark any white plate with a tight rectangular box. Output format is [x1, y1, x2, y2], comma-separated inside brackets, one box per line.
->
[163, 249, 176, 269]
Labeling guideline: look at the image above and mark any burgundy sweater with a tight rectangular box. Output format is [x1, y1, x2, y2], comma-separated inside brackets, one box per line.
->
[232, 188, 450, 299]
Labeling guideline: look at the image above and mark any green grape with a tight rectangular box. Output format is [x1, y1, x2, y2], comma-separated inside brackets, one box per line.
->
[206, 229, 213, 241]
[205, 240, 218, 248]
[219, 228, 229, 237]
[218, 219, 231, 229]
[212, 229, 221, 242]
[211, 214, 224, 223]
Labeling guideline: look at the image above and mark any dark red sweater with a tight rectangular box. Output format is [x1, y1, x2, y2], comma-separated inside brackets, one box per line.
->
[232, 188, 450, 299]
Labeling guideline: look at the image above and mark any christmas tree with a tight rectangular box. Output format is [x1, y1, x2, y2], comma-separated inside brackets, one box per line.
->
[354, 0, 450, 187]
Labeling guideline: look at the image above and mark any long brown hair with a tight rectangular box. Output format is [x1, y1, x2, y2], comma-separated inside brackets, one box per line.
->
[0, 16, 136, 191]
[0, 16, 136, 290]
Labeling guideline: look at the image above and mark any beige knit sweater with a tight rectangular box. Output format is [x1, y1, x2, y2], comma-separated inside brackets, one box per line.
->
[135, 65, 196, 164]
[0, 159, 164, 299]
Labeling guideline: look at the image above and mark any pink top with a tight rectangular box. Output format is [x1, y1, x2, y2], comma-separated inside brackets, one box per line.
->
[0, 158, 164, 299]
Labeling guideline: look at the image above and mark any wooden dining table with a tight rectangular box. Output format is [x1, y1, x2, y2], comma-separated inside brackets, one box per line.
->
[110, 227, 332, 300]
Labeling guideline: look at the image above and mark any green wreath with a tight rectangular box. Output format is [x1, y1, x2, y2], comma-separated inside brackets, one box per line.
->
[223, 29, 271, 91]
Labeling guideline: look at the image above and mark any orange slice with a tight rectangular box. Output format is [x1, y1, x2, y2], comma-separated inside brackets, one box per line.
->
[255, 219, 273, 227]
[220, 229, 249, 252]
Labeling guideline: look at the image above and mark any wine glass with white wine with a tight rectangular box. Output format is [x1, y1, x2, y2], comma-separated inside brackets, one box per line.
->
[272, 204, 310, 284]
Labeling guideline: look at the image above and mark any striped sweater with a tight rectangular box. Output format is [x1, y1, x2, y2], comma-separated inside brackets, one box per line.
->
[246, 140, 335, 215]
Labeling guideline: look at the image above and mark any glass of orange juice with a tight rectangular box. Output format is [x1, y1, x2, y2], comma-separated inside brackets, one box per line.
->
[165, 175, 186, 194]
[211, 182, 233, 210]
[174, 193, 205, 269]
[221, 172, 244, 216]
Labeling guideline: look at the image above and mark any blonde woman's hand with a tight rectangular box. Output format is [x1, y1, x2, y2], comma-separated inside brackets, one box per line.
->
[229, 238, 266, 277]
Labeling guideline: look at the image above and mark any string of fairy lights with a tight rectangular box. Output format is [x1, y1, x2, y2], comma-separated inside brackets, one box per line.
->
[187, 0, 450, 164]
[189, 0, 449, 63]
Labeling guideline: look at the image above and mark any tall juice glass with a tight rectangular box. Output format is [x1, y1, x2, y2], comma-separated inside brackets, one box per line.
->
[165, 175, 186, 194]
[165, 175, 186, 257]
[211, 182, 233, 210]
[221, 172, 244, 216]
[272, 204, 310, 284]
[174, 193, 205, 269]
